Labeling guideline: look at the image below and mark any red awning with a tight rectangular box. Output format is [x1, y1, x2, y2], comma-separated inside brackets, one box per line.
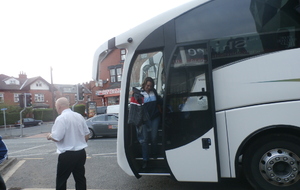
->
[104, 94, 120, 98]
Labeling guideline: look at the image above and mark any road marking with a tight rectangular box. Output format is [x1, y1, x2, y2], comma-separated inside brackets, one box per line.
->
[92, 152, 116, 156]
[26, 133, 49, 138]
[22, 189, 107, 190]
[9, 144, 50, 154]
[23, 158, 44, 160]
[3, 159, 26, 182]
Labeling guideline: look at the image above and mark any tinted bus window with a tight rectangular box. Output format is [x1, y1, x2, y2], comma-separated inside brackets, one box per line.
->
[175, 0, 256, 43]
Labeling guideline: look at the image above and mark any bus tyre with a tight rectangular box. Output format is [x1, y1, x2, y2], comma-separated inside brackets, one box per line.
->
[243, 134, 300, 190]
[89, 129, 95, 139]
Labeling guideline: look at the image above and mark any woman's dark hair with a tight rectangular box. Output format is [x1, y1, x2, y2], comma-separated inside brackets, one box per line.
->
[141, 77, 155, 90]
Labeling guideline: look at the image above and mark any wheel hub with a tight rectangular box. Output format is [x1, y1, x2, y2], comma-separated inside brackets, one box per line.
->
[260, 148, 300, 186]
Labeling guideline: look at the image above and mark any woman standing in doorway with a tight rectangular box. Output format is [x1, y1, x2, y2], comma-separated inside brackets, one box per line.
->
[139, 77, 162, 169]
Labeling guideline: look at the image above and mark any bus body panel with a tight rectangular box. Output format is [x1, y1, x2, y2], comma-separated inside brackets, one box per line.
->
[215, 111, 231, 178]
[213, 48, 300, 112]
[224, 100, 300, 177]
[116, 96, 134, 176]
[116, 51, 135, 176]
[216, 101, 300, 179]
[165, 128, 218, 182]
[214, 48, 300, 178]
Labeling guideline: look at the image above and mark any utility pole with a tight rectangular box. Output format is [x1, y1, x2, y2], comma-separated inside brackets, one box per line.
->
[19, 94, 26, 137]
[50, 67, 55, 120]
[1, 108, 7, 136]
[72, 84, 79, 111]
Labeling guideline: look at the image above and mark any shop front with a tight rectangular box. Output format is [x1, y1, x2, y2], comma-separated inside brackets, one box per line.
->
[95, 88, 120, 106]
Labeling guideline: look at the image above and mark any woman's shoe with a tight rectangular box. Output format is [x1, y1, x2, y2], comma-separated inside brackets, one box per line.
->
[142, 160, 148, 169]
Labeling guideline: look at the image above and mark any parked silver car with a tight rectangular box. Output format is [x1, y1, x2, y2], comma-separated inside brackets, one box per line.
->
[86, 113, 118, 139]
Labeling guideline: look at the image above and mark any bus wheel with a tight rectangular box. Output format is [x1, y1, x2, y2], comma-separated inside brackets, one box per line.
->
[89, 129, 95, 139]
[243, 134, 300, 190]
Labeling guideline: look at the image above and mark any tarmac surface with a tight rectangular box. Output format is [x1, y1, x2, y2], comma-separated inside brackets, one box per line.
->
[0, 123, 109, 190]
[0, 122, 53, 184]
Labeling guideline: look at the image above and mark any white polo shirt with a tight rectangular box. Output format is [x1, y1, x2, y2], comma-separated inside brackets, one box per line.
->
[51, 108, 90, 154]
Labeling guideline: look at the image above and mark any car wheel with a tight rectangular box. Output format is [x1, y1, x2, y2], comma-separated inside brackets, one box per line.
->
[89, 129, 95, 139]
[243, 134, 300, 190]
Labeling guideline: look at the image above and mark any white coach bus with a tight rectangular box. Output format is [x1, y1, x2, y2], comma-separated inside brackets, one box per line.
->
[93, 0, 300, 189]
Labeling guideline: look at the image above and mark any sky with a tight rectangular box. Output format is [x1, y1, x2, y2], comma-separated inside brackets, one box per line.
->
[0, 0, 190, 84]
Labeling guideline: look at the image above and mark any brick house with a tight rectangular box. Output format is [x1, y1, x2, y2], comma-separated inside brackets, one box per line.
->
[0, 72, 55, 108]
[54, 84, 91, 106]
[92, 49, 125, 107]
[1, 72, 95, 110]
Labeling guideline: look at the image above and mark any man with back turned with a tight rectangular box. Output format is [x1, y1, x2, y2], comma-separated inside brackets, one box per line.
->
[47, 97, 90, 190]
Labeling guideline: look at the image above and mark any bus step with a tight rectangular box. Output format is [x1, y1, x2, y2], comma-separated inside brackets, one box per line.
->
[135, 157, 165, 160]
[138, 162, 170, 173]
[137, 159, 168, 170]
[139, 173, 170, 176]
[139, 169, 170, 175]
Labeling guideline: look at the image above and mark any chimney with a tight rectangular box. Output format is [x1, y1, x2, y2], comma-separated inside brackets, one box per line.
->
[19, 71, 27, 79]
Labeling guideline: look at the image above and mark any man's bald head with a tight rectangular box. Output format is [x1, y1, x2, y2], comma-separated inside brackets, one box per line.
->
[55, 97, 70, 114]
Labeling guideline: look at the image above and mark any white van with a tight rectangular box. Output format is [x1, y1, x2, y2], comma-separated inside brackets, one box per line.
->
[106, 105, 120, 114]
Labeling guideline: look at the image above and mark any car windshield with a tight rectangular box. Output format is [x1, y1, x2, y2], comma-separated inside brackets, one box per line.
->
[108, 115, 118, 121]
[92, 115, 105, 122]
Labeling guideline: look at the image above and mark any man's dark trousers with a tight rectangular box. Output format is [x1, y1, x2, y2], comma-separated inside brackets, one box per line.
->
[56, 149, 87, 190]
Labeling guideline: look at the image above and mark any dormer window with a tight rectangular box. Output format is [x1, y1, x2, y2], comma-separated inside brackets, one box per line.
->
[4, 78, 20, 85]
[36, 81, 42, 87]
[64, 87, 72, 92]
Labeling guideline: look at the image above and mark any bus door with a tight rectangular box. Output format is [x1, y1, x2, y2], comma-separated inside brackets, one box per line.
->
[164, 43, 219, 182]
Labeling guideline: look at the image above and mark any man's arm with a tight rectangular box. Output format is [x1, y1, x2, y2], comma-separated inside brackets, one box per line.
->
[46, 133, 58, 142]
[85, 134, 89, 142]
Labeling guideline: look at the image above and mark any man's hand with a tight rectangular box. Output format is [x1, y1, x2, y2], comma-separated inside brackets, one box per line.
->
[46, 133, 52, 140]
[46, 133, 58, 142]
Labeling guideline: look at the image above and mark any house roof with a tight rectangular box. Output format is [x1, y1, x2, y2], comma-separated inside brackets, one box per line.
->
[54, 84, 92, 94]
[0, 74, 24, 90]
[0, 74, 55, 91]
[54, 84, 77, 94]
[20, 76, 55, 90]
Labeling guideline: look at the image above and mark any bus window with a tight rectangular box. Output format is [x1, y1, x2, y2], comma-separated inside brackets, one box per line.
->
[165, 44, 213, 149]
[128, 51, 164, 96]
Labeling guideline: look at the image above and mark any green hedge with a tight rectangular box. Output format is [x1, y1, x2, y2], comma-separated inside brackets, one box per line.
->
[0, 112, 21, 126]
[0, 104, 86, 125]
[33, 109, 58, 122]
[73, 104, 86, 116]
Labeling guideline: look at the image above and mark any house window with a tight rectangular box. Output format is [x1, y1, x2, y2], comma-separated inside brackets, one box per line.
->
[0, 93, 3, 103]
[109, 66, 123, 83]
[14, 94, 21, 102]
[117, 68, 122, 82]
[120, 49, 126, 62]
[65, 96, 70, 102]
[36, 81, 42, 87]
[34, 94, 44, 102]
[110, 69, 116, 83]
[63, 87, 72, 92]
